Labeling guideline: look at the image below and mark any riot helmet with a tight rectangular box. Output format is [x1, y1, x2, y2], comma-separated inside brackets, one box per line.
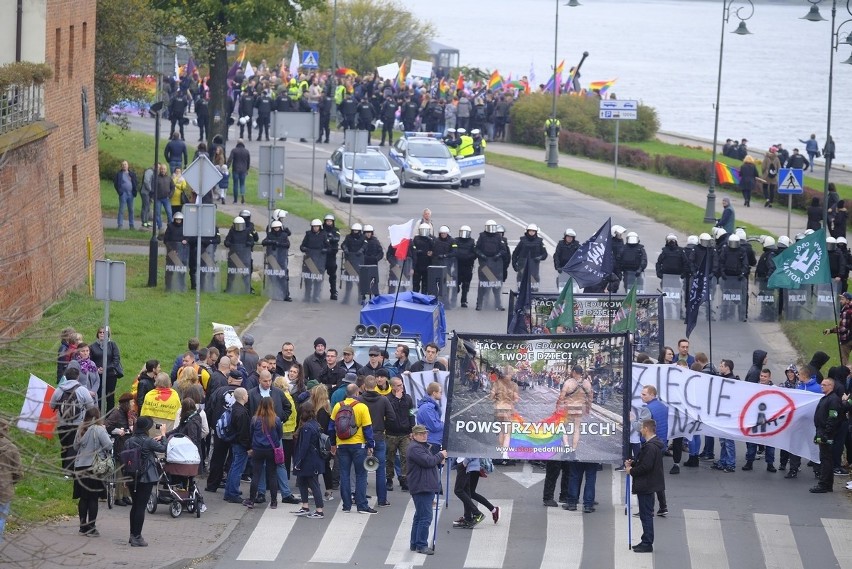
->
[699, 233, 713, 247]
[240, 209, 251, 221]
[526, 223, 539, 234]
[233, 216, 246, 231]
[827, 236, 837, 251]
[839, 237, 848, 246]
[727, 234, 741, 248]
[777, 235, 792, 247]
[496, 225, 505, 234]
[485, 219, 498, 233]
[418, 223, 432, 236]
[686, 235, 699, 246]
[762, 236, 776, 250]
[459, 225, 472, 239]
[611, 225, 626, 239]
[271, 220, 283, 230]
[564, 228, 576, 237]
[626, 232, 639, 245]
[735, 227, 747, 240]
[363, 224, 374, 233]
[351, 223, 363, 232]
[439, 225, 450, 236]
[665, 233, 677, 244]
[711, 227, 727, 240]
[174, 212, 184, 222]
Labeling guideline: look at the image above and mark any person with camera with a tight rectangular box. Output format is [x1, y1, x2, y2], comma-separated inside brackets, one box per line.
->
[124, 416, 167, 547]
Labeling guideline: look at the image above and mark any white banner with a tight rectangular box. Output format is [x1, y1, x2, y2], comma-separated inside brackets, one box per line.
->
[376, 62, 400, 81]
[409, 59, 433, 78]
[211, 321, 243, 349]
[404, 370, 449, 423]
[632, 364, 821, 463]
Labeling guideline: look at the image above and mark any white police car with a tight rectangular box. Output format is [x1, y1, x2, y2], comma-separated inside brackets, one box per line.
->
[324, 146, 401, 204]
[389, 135, 461, 189]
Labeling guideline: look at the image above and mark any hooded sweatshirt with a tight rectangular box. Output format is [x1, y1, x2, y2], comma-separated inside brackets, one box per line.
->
[415, 396, 444, 445]
[744, 350, 767, 383]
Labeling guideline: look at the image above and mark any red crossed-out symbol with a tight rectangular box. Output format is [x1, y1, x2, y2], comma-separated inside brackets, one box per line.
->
[738, 390, 796, 438]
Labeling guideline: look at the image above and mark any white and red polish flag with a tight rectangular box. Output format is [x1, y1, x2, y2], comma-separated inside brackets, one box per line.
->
[388, 219, 416, 261]
[18, 374, 58, 439]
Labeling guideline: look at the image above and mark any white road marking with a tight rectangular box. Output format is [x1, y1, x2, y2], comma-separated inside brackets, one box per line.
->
[684, 509, 729, 569]
[541, 505, 583, 569]
[385, 500, 426, 567]
[309, 498, 378, 563]
[821, 518, 852, 569]
[236, 504, 298, 561]
[463, 499, 513, 568]
[754, 513, 803, 569]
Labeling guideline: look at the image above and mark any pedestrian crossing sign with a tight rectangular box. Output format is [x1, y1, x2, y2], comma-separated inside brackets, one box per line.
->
[777, 168, 804, 195]
[301, 51, 319, 69]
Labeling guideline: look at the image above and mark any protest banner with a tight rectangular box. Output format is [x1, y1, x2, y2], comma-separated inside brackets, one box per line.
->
[409, 59, 433, 78]
[211, 321, 242, 349]
[404, 370, 450, 422]
[632, 364, 821, 462]
[445, 332, 630, 462]
[376, 62, 400, 81]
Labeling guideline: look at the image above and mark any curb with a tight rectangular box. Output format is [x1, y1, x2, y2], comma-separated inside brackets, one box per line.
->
[159, 517, 242, 569]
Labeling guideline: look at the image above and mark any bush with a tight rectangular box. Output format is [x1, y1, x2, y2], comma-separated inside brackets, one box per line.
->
[98, 149, 147, 181]
[558, 132, 652, 170]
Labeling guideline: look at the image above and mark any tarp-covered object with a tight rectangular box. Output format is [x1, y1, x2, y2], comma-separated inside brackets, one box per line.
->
[360, 291, 447, 348]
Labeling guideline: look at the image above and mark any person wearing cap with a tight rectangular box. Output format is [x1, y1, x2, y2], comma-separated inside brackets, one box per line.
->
[208, 326, 227, 366]
[331, 372, 357, 408]
[329, 384, 376, 514]
[303, 338, 327, 383]
[359, 376, 398, 507]
[338, 346, 363, 375]
[715, 197, 735, 235]
[240, 334, 260, 373]
[362, 345, 386, 374]
[406, 424, 448, 555]
[105, 393, 136, 506]
[824, 292, 852, 366]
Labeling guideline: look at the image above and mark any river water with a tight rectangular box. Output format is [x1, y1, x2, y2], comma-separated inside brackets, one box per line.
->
[409, 0, 852, 162]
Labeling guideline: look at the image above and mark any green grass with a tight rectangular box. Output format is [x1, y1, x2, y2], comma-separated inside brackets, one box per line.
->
[3, 253, 266, 529]
[782, 320, 843, 370]
[487, 153, 769, 242]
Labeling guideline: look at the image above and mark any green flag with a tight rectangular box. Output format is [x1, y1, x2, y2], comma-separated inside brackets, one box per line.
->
[767, 228, 832, 289]
[612, 282, 638, 333]
[546, 278, 575, 331]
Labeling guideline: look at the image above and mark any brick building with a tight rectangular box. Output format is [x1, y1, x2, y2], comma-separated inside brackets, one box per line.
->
[0, 0, 102, 339]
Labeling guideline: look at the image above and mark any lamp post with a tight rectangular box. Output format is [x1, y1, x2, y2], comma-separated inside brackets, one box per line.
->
[147, 101, 164, 287]
[331, 0, 339, 72]
[703, 0, 754, 223]
[802, 0, 852, 229]
[546, 0, 581, 168]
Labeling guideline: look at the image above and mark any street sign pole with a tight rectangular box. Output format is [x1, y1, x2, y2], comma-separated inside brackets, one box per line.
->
[95, 260, 126, 415]
[788, 194, 792, 238]
[614, 119, 620, 190]
[311, 110, 318, 203]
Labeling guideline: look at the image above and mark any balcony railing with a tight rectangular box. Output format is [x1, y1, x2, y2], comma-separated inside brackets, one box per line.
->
[1, 82, 45, 135]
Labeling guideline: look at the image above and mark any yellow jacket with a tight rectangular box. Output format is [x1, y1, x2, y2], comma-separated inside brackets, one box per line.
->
[283, 390, 297, 436]
[330, 397, 373, 445]
[141, 387, 182, 421]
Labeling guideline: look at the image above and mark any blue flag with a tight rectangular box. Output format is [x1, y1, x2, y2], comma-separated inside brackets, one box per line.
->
[508, 257, 532, 334]
[685, 246, 713, 338]
[562, 219, 614, 289]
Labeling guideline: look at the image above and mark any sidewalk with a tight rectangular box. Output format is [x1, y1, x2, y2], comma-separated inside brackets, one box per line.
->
[486, 140, 814, 238]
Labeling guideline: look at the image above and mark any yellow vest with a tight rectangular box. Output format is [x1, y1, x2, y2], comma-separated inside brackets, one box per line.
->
[457, 135, 475, 157]
[283, 391, 297, 435]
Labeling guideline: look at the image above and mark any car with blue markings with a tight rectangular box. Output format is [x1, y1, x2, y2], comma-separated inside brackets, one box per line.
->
[323, 146, 401, 203]
[388, 134, 462, 189]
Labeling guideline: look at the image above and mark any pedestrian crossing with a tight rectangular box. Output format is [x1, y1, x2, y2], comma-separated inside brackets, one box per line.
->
[229, 474, 852, 569]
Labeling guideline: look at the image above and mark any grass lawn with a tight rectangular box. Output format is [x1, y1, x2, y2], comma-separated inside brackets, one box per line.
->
[3, 253, 266, 529]
[782, 320, 843, 370]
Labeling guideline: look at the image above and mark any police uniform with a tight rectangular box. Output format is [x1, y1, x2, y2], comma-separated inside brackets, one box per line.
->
[616, 243, 647, 290]
[717, 240, 749, 321]
[323, 218, 341, 300]
[411, 233, 434, 294]
[341, 228, 366, 304]
[511, 230, 548, 291]
[454, 231, 477, 307]
[300, 226, 329, 302]
[238, 90, 256, 140]
[255, 91, 274, 141]
[475, 227, 505, 310]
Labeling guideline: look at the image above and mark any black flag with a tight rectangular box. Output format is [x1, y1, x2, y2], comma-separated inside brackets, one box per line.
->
[685, 246, 713, 338]
[508, 257, 532, 334]
[562, 219, 614, 289]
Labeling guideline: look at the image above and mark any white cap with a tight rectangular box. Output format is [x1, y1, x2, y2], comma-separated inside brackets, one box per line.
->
[439, 225, 450, 234]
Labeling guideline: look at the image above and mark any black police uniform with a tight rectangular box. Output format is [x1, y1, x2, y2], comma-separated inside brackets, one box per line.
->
[411, 234, 434, 294]
[323, 221, 341, 300]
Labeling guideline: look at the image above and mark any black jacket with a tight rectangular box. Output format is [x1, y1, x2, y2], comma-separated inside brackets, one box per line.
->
[630, 437, 665, 494]
[364, 236, 384, 265]
[359, 390, 397, 440]
[554, 239, 579, 271]
[303, 352, 326, 382]
[744, 350, 767, 383]
[409, 360, 447, 373]
[247, 386, 292, 424]
[455, 237, 477, 266]
[385, 392, 415, 435]
[511, 234, 547, 271]
[815, 391, 843, 441]
[412, 235, 434, 271]
[230, 402, 252, 448]
[113, 169, 139, 196]
[655, 243, 688, 278]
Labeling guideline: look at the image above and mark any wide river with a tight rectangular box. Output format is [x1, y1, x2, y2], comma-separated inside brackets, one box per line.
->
[409, 0, 852, 162]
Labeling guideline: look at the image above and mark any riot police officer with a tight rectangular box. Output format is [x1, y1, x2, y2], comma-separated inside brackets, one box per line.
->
[717, 234, 749, 321]
[224, 215, 255, 294]
[755, 236, 777, 320]
[470, 129, 486, 186]
[255, 88, 274, 141]
[496, 224, 511, 283]
[341, 223, 366, 304]
[656, 234, 688, 316]
[163, 211, 186, 244]
[617, 232, 647, 291]
[356, 98, 375, 144]
[690, 233, 717, 322]
[238, 89, 256, 140]
[511, 223, 548, 291]
[734, 228, 757, 270]
[554, 228, 580, 278]
[239, 209, 260, 244]
[300, 219, 329, 303]
[322, 214, 341, 300]
[827, 236, 848, 288]
[475, 220, 506, 311]
[363, 224, 384, 266]
[455, 225, 477, 308]
[412, 223, 434, 293]
[379, 97, 398, 146]
[608, 224, 627, 292]
[262, 220, 292, 301]
[432, 225, 457, 302]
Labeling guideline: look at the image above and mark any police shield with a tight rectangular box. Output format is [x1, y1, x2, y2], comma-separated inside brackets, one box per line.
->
[623, 271, 645, 294]
[477, 255, 504, 310]
[784, 288, 810, 321]
[341, 250, 364, 304]
[661, 274, 684, 321]
[754, 279, 777, 322]
[264, 245, 290, 301]
[388, 259, 412, 294]
[517, 258, 541, 292]
[445, 258, 459, 307]
[427, 265, 447, 300]
[358, 265, 380, 298]
[457, 155, 486, 182]
[301, 249, 326, 302]
[164, 242, 189, 292]
[813, 283, 837, 320]
[226, 242, 252, 294]
[556, 270, 571, 290]
[719, 276, 745, 322]
[199, 243, 220, 293]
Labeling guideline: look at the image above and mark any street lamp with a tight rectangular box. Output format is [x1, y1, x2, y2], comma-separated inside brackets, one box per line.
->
[331, 0, 339, 72]
[703, 0, 754, 223]
[147, 101, 164, 287]
[546, 0, 581, 168]
[801, 0, 852, 229]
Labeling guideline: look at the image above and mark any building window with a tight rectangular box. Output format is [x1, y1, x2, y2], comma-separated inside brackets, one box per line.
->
[82, 22, 87, 49]
[58, 172, 65, 199]
[68, 26, 74, 78]
[72, 165, 78, 194]
[54, 28, 61, 81]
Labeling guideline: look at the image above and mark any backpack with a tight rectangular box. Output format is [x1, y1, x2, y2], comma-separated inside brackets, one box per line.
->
[334, 400, 360, 440]
[318, 432, 332, 459]
[119, 445, 144, 477]
[58, 386, 82, 423]
[215, 390, 237, 442]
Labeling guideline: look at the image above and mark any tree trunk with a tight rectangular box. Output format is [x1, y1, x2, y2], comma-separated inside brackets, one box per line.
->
[208, 45, 230, 146]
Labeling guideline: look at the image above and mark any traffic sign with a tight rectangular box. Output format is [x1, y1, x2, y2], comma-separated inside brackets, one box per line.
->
[599, 109, 637, 120]
[777, 168, 804, 195]
[302, 51, 319, 69]
[600, 99, 638, 111]
[182, 154, 222, 197]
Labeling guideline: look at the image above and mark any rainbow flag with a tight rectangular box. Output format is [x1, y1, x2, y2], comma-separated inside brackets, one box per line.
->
[395, 58, 407, 89]
[544, 60, 565, 93]
[715, 161, 741, 185]
[488, 70, 503, 91]
[507, 410, 568, 460]
[439, 77, 449, 96]
[504, 80, 526, 90]
[456, 72, 465, 93]
[589, 78, 617, 96]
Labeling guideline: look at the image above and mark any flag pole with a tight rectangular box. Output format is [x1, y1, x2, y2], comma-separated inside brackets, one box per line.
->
[383, 256, 408, 355]
[706, 254, 714, 366]
[830, 280, 842, 364]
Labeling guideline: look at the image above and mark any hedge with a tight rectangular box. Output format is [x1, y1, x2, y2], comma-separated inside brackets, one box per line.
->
[98, 149, 148, 181]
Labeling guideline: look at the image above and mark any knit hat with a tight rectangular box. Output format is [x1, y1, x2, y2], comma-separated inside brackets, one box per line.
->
[213, 325, 226, 335]
[828, 366, 849, 382]
[229, 370, 243, 381]
[241, 334, 254, 346]
[135, 416, 153, 434]
[314, 337, 326, 348]
[305, 379, 320, 391]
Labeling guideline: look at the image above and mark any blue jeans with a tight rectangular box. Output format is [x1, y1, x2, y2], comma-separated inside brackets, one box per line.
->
[746, 443, 775, 465]
[257, 443, 293, 498]
[117, 193, 135, 228]
[337, 444, 367, 511]
[0, 501, 9, 542]
[688, 435, 701, 455]
[410, 492, 434, 550]
[374, 439, 387, 504]
[637, 492, 655, 546]
[719, 438, 735, 468]
[702, 436, 715, 456]
[155, 198, 173, 230]
[224, 444, 249, 499]
[567, 462, 598, 507]
[232, 171, 247, 201]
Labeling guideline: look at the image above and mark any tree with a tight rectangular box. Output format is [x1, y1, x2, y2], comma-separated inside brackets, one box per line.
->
[301, 0, 435, 74]
[154, 0, 324, 144]
[95, 0, 159, 125]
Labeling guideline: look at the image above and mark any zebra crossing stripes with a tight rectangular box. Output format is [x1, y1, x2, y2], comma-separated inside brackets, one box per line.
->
[684, 509, 729, 569]
[754, 513, 804, 569]
[385, 500, 427, 568]
[463, 499, 513, 568]
[236, 505, 298, 561]
[540, 506, 583, 569]
[309, 498, 378, 564]
[822, 518, 852, 569]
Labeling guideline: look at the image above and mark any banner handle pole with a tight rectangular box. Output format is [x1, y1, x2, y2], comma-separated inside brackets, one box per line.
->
[830, 280, 842, 363]
[626, 474, 632, 549]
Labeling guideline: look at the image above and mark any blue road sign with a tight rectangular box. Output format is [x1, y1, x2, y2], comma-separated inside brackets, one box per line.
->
[777, 168, 804, 195]
[302, 51, 319, 69]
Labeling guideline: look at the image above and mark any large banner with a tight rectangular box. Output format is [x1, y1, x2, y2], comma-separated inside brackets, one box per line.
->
[508, 292, 663, 357]
[631, 364, 821, 463]
[445, 332, 629, 463]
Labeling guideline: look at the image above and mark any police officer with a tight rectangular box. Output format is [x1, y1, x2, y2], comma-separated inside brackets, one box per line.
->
[169, 90, 189, 140]
[340, 92, 358, 132]
[432, 225, 457, 301]
[444, 128, 460, 157]
[363, 224, 384, 266]
[379, 96, 399, 146]
[690, 233, 717, 322]
[224, 215, 255, 293]
[238, 88, 256, 140]
[239, 209, 260, 245]
[322, 214, 341, 300]
[554, 228, 579, 278]
[544, 116, 561, 140]
[616, 232, 647, 291]
[735, 228, 757, 271]
[402, 96, 419, 132]
[300, 219, 329, 303]
[456, 128, 475, 188]
[341, 223, 366, 304]
[655, 234, 688, 316]
[717, 234, 749, 321]
[194, 92, 209, 142]
[755, 236, 777, 320]
[827, 236, 848, 289]
[356, 97, 375, 144]
[262, 220, 292, 301]
[455, 225, 476, 308]
[424, 97, 443, 133]
[317, 90, 332, 144]
[411, 223, 434, 294]
[512, 223, 548, 291]
[255, 88, 274, 142]
[497, 224, 511, 283]
[470, 129, 486, 186]
[475, 220, 505, 311]
[607, 225, 627, 293]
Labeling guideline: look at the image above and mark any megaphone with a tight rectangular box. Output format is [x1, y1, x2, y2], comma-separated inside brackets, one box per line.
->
[390, 324, 402, 336]
[355, 324, 367, 335]
[380, 323, 391, 335]
[364, 455, 380, 472]
[366, 325, 378, 336]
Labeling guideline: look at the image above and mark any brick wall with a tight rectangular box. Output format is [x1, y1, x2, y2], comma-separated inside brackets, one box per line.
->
[0, 0, 102, 339]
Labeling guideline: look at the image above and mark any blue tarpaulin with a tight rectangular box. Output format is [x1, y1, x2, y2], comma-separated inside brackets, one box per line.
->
[359, 292, 447, 348]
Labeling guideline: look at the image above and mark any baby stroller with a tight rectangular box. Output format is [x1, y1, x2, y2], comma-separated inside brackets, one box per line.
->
[146, 434, 204, 518]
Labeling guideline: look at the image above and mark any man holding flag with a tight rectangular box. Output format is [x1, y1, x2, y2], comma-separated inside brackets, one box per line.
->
[561, 219, 614, 294]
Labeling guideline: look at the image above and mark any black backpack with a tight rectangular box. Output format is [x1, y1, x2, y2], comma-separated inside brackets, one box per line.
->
[57, 385, 83, 423]
[119, 444, 144, 477]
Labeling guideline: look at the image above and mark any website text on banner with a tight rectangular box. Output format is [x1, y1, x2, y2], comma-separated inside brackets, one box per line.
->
[444, 332, 630, 463]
